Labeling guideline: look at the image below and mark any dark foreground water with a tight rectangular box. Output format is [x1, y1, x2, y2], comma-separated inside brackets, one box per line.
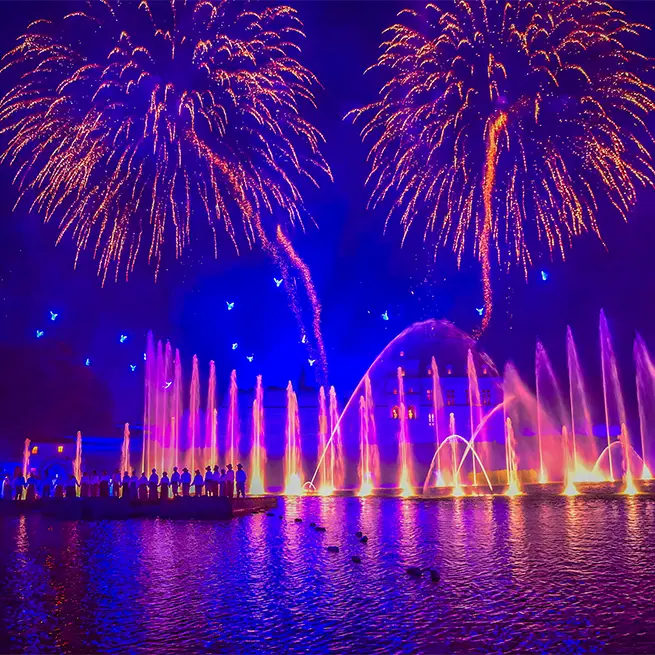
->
[1, 496, 654, 654]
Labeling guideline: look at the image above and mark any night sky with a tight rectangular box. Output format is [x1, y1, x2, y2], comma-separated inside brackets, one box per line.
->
[0, 0, 655, 451]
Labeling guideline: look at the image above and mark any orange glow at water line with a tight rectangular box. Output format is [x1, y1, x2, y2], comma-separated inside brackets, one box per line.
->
[350, 1, 655, 330]
[276, 226, 328, 383]
[623, 471, 639, 496]
[642, 464, 653, 481]
[480, 111, 507, 331]
[0, 2, 331, 282]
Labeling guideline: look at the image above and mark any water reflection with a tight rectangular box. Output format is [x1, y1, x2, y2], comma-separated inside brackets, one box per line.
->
[1, 496, 654, 653]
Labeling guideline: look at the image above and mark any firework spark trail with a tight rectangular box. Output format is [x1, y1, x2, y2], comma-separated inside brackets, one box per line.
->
[481, 111, 507, 329]
[0, 0, 330, 281]
[276, 225, 328, 384]
[350, 0, 655, 328]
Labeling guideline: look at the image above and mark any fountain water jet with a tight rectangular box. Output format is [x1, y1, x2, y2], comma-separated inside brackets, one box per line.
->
[430, 357, 446, 487]
[206, 361, 217, 466]
[120, 425, 129, 475]
[561, 426, 578, 496]
[317, 387, 331, 495]
[634, 334, 654, 479]
[504, 418, 522, 496]
[397, 367, 414, 496]
[226, 370, 239, 467]
[22, 437, 30, 480]
[284, 382, 303, 495]
[249, 375, 266, 494]
[188, 355, 201, 472]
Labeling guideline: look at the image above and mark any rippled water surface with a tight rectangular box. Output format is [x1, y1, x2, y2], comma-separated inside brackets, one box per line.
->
[1, 496, 655, 654]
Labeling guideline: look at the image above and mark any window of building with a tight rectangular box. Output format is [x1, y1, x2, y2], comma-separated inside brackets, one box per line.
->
[446, 389, 456, 406]
[408, 406, 417, 420]
[391, 406, 400, 419]
[481, 389, 491, 406]
[427, 388, 432, 400]
[428, 412, 435, 426]
[57, 446, 64, 454]
[31, 446, 38, 455]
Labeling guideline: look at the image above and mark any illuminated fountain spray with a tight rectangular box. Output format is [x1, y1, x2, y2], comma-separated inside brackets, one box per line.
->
[171, 350, 182, 469]
[504, 418, 521, 496]
[397, 367, 414, 496]
[249, 375, 266, 494]
[317, 387, 330, 494]
[328, 387, 344, 492]
[562, 426, 578, 496]
[634, 334, 654, 480]
[142, 331, 156, 472]
[119, 425, 129, 474]
[206, 361, 217, 466]
[599, 311, 631, 486]
[535, 342, 548, 484]
[619, 423, 638, 495]
[188, 355, 201, 473]
[284, 381, 303, 495]
[467, 350, 483, 486]
[449, 413, 464, 496]
[226, 370, 239, 467]
[22, 438, 30, 479]
[429, 358, 446, 487]
[357, 376, 378, 496]
[567, 328, 598, 481]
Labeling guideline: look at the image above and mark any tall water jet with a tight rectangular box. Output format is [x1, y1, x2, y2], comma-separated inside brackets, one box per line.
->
[599, 311, 629, 482]
[561, 426, 578, 496]
[328, 386, 344, 492]
[142, 331, 156, 471]
[284, 381, 303, 495]
[634, 334, 654, 479]
[619, 423, 638, 495]
[449, 413, 464, 496]
[504, 418, 521, 496]
[467, 350, 484, 486]
[358, 395, 374, 496]
[317, 387, 330, 494]
[567, 327, 597, 480]
[74, 431, 83, 481]
[171, 350, 183, 470]
[206, 361, 218, 466]
[226, 370, 239, 467]
[22, 437, 30, 480]
[250, 375, 266, 494]
[120, 425, 129, 475]
[358, 375, 379, 496]
[188, 354, 201, 473]
[430, 357, 446, 487]
[397, 367, 413, 496]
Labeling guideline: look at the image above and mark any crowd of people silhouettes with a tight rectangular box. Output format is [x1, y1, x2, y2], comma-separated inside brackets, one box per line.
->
[1, 463, 248, 501]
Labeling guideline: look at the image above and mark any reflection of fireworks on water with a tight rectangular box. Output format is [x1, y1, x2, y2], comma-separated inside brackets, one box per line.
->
[350, 0, 655, 328]
[0, 0, 330, 281]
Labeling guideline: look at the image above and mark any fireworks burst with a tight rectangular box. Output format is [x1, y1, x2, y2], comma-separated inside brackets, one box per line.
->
[0, 0, 330, 281]
[350, 0, 655, 328]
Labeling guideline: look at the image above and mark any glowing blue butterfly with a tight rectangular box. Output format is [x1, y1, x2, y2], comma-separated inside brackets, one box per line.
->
[119, 334, 128, 344]
[85, 358, 91, 366]
[381, 311, 389, 321]
[308, 359, 315, 367]
[36, 330, 44, 338]
[130, 365, 136, 372]
[274, 278, 283, 287]
[246, 355, 254, 363]
[301, 334, 307, 344]
[226, 301, 235, 311]
[476, 307, 484, 316]
[540, 270, 549, 281]
[164, 381, 172, 389]
[49, 311, 58, 321]
[143, 352, 147, 361]
[232, 343, 238, 350]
